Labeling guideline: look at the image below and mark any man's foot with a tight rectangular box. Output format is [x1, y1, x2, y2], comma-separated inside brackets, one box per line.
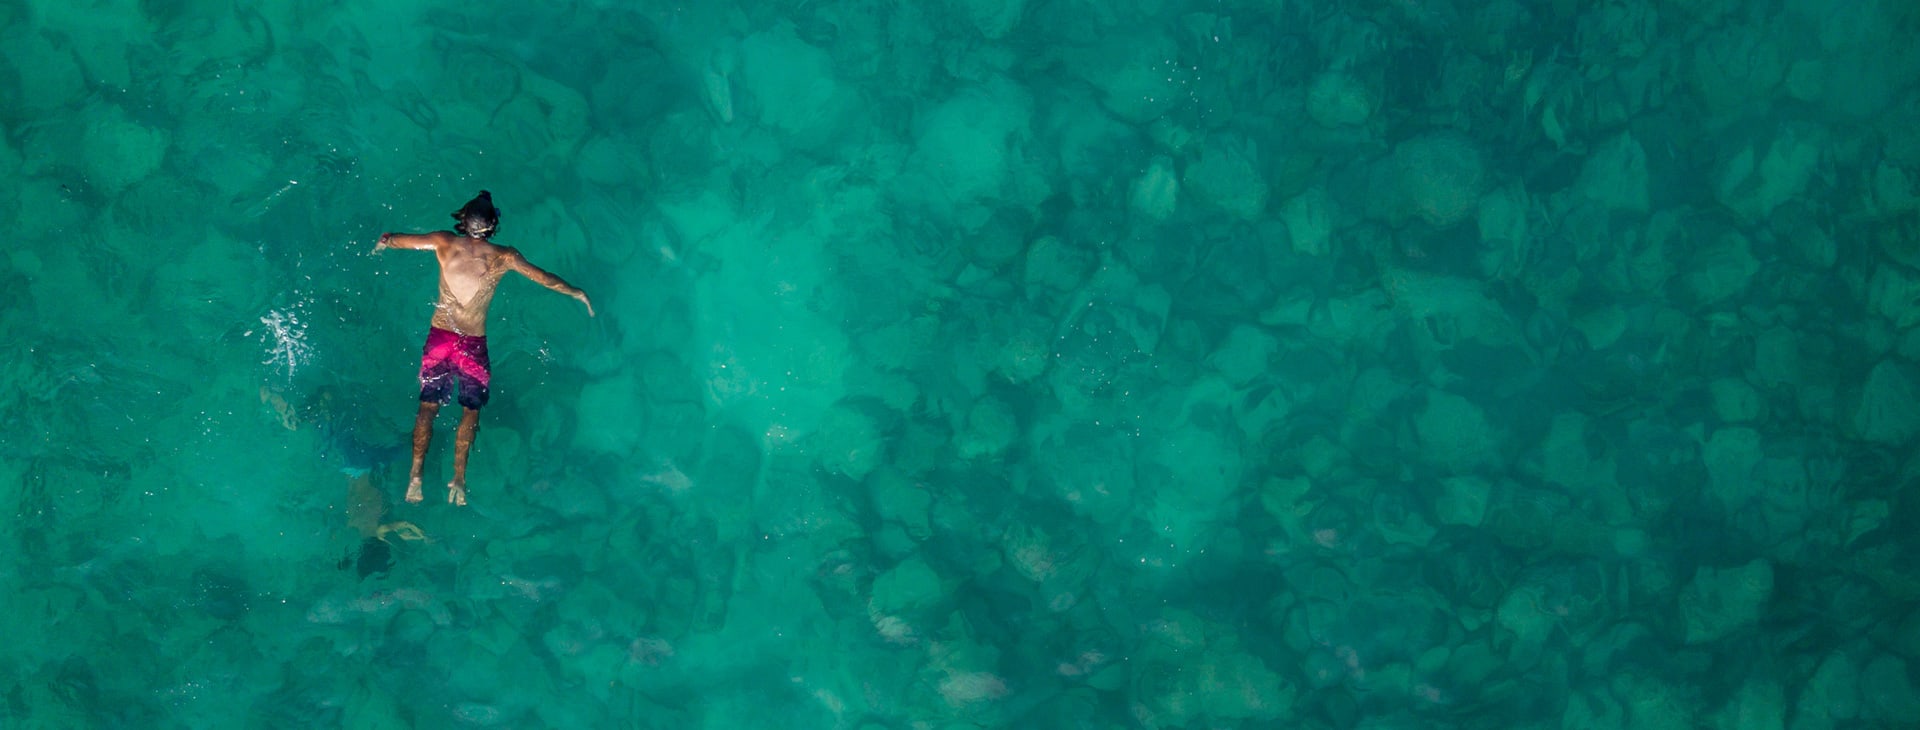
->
[406, 476, 424, 503]
[447, 481, 468, 506]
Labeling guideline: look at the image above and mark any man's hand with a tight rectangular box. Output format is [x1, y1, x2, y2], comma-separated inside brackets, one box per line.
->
[373, 233, 391, 253]
[575, 291, 595, 317]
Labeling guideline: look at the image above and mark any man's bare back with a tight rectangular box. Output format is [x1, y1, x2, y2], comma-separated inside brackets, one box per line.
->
[373, 191, 592, 506]
[381, 231, 594, 335]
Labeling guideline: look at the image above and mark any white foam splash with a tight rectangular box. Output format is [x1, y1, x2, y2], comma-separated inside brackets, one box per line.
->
[258, 306, 311, 379]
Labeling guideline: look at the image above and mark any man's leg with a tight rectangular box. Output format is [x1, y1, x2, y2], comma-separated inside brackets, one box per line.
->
[449, 407, 480, 506]
[407, 401, 439, 503]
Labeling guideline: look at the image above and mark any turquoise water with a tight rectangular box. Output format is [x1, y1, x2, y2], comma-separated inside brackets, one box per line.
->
[6, 0, 1920, 727]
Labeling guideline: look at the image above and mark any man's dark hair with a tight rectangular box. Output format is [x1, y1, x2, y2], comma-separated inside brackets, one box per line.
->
[452, 190, 500, 237]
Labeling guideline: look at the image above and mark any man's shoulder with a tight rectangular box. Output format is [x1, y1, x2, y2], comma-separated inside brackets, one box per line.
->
[444, 232, 504, 252]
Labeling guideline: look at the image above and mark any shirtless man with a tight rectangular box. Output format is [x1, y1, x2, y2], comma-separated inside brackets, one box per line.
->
[373, 191, 593, 505]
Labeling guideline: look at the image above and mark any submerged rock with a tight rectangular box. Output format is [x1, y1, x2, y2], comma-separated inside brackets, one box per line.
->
[1679, 559, 1774, 644]
[1855, 360, 1920, 444]
[1379, 132, 1487, 228]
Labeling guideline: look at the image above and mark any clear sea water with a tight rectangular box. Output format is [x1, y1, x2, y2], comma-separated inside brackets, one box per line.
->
[6, 0, 1920, 727]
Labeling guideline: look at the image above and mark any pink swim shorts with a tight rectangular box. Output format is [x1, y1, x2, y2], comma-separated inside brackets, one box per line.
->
[419, 327, 490, 409]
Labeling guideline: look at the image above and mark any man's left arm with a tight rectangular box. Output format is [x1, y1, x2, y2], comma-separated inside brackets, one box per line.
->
[506, 249, 594, 317]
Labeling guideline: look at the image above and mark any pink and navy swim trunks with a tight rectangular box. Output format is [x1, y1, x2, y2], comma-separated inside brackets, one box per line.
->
[419, 327, 491, 409]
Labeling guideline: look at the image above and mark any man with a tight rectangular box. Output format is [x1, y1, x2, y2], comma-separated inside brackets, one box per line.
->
[373, 190, 593, 506]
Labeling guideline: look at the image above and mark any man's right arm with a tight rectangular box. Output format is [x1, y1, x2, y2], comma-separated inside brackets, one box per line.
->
[373, 232, 445, 252]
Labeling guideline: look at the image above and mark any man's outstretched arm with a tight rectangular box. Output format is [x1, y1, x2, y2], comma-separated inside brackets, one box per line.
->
[506, 249, 594, 316]
[373, 232, 447, 252]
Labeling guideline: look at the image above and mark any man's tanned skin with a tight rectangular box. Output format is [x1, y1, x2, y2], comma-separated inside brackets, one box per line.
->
[374, 194, 592, 506]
